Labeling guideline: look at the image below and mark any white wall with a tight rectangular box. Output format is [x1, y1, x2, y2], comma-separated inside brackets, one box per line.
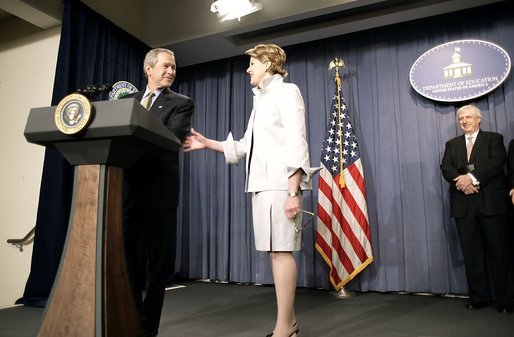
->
[0, 26, 60, 307]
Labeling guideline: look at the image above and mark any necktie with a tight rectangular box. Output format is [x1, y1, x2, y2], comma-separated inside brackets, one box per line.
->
[142, 92, 155, 110]
[466, 135, 473, 161]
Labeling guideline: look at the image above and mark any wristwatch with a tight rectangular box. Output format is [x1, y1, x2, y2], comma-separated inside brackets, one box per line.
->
[288, 191, 300, 197]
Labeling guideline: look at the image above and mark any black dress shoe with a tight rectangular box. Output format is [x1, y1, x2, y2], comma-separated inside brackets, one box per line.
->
[143, 330, 158, 337]
[497, 306, 512, 314]
[465, 303, 478, 310]
[465, 300, 492, 310]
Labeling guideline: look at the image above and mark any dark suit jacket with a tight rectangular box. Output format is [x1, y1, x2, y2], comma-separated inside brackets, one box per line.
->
[440, 130, 508, 217]
[508, 139, 514, 190]
[123, 88, 193, 209]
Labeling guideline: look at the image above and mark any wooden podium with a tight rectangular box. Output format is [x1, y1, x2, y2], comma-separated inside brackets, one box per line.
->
[24, 98, 181, 337]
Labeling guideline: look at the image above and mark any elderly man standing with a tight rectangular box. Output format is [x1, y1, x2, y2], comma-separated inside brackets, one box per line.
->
[508, 139, 514, 206]
[441, 104, 512, 313]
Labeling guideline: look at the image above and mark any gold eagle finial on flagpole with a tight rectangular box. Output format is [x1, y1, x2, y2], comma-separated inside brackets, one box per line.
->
[328, 58, 347, 189]
[328, 58, 345, 71]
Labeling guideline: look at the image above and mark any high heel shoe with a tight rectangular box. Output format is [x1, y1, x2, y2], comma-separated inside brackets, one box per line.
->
[265, 321, 299, 337]
[292, 320, 299, 336]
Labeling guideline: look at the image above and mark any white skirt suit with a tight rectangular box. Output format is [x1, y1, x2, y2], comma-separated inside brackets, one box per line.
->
[222, 74, 320, 251]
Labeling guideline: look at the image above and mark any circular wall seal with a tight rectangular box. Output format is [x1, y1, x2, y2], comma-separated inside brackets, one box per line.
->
[109, 80, 139, 100]
[54, 93, 93, 135]
[410, 39, 511, 102]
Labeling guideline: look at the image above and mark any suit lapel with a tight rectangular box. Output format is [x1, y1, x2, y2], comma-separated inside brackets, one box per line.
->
[149, 88, 171, 113]
[134, 91, 144, 102]
[456, 134, 467, 163]
[245, 107, 256, 182]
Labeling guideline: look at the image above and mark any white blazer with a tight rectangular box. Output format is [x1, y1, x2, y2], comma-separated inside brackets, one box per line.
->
[222, 74, 319, 193]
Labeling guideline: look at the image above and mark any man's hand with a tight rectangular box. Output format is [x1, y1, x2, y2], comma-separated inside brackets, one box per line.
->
[454, 174, 472, 190]
[454, 174, 479, 194]
[462, 184, 480, 195]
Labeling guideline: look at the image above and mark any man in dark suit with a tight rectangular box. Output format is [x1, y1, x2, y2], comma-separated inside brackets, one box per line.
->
[441, 104, 512, 313]
[123, 48, 193, 336]
[508, 139, 514, 300]
[508, 139, 514, 206]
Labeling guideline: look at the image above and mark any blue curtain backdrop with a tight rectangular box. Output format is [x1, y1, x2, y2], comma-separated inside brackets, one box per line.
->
[174, 2, 514, 293]
[21, 1, 514, 305]
[19, 0, 149, 306]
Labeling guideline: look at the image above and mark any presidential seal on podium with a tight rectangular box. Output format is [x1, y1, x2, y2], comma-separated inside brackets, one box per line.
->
[54, 93, 93, 135]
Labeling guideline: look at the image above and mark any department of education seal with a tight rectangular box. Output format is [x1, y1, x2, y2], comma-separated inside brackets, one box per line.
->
[410, 39, 511, 102]
[54, 93, 93, 135]
[109, 80, 139, 100]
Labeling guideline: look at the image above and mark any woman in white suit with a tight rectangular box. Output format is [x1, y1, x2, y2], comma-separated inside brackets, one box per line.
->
[184, 44, 318, 337]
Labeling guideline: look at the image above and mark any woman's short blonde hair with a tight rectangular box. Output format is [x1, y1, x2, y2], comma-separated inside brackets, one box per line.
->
[245, 44, 288, 78]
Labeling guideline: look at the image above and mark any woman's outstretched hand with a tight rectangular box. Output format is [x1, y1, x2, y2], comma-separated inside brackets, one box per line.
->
[183, 128, 207, 152]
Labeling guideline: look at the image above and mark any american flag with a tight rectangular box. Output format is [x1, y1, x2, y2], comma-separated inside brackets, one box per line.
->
[315, 75, 373, 290]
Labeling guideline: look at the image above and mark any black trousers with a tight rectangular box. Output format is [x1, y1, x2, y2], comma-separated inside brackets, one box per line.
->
[123, 206, 177, 333]
[455, 204, 513, 308]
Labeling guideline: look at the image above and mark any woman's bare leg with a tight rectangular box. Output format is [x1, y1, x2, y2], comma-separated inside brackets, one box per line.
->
[269, 251, 298, 337]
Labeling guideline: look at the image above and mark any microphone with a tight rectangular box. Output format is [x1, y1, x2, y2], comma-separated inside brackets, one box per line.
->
[75, 83, 113, 99]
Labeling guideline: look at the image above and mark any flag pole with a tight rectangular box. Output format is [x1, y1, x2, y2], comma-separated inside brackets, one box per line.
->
[328, 58, 354, 299]
[317, 58, 372, 299]
[328, 58, 346, 188]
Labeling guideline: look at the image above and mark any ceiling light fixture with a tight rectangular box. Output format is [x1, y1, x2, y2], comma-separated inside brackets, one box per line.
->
[211, 0, 262, 22]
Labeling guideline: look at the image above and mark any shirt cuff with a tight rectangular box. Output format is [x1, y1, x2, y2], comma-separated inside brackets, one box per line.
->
[467, 173, 479, 186]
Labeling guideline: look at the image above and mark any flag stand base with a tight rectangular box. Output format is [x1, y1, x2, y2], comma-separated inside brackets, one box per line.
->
[331, 287, 354, 299]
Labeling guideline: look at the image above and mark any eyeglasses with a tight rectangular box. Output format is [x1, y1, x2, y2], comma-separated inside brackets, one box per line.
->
[294, 210, 315, 233]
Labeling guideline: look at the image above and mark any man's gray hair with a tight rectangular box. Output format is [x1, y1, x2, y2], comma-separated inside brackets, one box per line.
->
[456, 104, 482, 119]
[143, 48, 175, 77]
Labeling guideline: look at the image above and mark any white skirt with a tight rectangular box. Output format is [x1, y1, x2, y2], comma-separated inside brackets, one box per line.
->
[251, 190, 302, 252]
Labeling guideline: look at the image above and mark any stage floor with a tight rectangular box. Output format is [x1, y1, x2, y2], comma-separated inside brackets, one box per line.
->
[1, 280, 513, 337]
